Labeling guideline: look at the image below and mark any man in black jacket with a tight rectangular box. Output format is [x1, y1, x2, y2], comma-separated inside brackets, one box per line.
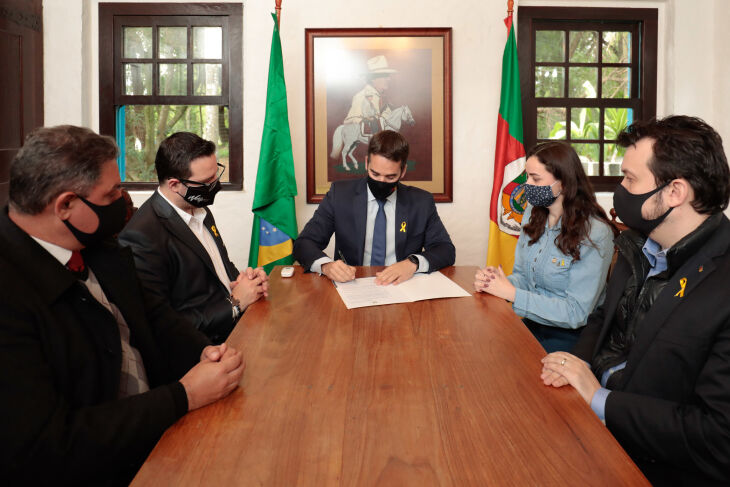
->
[119, 132, 267, 343]
[540, 116, 730, 485]
[0, 126, 244, 485]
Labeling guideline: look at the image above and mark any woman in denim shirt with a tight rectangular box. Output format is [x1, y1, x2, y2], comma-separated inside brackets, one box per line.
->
[475, 142, 617, 352]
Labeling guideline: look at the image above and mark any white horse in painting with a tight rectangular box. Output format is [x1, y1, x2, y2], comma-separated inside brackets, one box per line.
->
[330, 105, 415, 171]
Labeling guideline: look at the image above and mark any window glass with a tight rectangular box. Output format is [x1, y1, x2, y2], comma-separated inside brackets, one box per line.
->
[159, 27, 187, 59]
[535, 67, 564, 97]
[193, 64, 223, 96]
[124, 63, 152, 95]
[535, 31, 564, 62]
[537, 107, 566, 139]
[193, 27, 222, 59]
[121, 105, 230, 182]
[602, 31, 631, 63]
[572, 143, 600, 176]
[124, 27, 152, 58]
[569, 31, 598, 63]
[569, 67, 597, 98]
[602, 67, 630, 98]
[570, 107, 600, 140]
[159, 64, 187, 95]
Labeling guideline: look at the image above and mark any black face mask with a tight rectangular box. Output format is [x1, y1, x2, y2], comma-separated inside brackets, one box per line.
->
[179, 179, 221, 208]
[613, 182, 673, 236]
[367, 176, 399, 201]
[63, 195, 127, 247]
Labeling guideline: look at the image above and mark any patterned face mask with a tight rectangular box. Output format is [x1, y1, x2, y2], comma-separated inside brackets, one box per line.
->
[523, 181, 561, 207]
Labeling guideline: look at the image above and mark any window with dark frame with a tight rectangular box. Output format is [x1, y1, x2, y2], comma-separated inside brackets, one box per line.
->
[518, 7, 657, 192]
[99, 3, 242, 189]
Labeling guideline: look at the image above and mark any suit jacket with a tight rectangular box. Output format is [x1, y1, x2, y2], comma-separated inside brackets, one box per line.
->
[293, 179, 455, 271]
[573, 214, 730, 485]
[0, 210, 210, 486]
[119, 192, 239, 343]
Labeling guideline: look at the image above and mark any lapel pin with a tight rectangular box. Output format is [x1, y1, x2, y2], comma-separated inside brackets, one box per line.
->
[674, 277, 687, 298]
[211, 225, 219, 237]
[400, 222, 407, 233]
[699, 265, 704, 272]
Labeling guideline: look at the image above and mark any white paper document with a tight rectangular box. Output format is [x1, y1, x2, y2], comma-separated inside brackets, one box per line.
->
[334, 271, 472, 309]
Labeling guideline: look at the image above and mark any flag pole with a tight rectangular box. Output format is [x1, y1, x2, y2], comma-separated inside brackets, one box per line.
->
[507, 0, 513, 16]
[275, 0, 282, 27]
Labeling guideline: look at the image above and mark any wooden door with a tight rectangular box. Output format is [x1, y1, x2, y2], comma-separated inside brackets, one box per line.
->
[0, 0, 43, 207]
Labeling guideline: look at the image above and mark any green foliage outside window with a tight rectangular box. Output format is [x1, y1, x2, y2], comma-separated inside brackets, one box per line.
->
[123, 105, 230, 182]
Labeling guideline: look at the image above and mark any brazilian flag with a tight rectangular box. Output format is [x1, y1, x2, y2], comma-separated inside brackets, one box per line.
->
[248, 13, 298, 274]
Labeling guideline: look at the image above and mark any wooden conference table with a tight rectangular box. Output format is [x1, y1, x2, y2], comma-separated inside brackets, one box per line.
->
[133, 266, 648, 486]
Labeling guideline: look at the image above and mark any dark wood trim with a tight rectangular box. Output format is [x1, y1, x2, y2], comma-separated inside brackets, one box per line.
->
[305, 27, 453, 203]
[115, 95, 228, 105]
[304, 29, 315, 203]
[226, 7, 243, 189]
[98, 4, 115, 139]
[0, 0, 44, 207]
[518, 6, 659, 22]
[99, 2, 239, 16]
[98, 2, 243, 190]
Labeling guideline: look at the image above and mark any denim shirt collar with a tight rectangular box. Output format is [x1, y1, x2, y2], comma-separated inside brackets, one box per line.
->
[642, 237, 668, 278]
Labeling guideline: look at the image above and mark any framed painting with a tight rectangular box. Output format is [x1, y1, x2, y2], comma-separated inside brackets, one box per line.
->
[305, 27, 452, 203]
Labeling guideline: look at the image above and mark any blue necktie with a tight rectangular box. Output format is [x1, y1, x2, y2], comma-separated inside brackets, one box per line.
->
[371, 199, 386, 266]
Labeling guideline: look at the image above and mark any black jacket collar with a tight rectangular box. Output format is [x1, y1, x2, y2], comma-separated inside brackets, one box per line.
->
[0, 209, 77, 305]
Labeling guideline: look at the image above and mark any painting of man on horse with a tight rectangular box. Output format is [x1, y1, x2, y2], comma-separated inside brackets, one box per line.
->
[329, 55, 417, 172]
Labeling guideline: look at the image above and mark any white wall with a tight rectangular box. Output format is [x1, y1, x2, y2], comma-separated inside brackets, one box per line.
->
[42, 0, 730, 269]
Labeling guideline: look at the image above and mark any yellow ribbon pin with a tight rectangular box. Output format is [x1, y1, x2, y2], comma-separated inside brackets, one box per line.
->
[211, 225, 219, 237]
[400, 222, 407, 233]
[674, 277, 687, 297]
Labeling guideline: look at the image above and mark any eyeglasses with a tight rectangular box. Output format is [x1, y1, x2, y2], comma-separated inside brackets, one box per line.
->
[178, 163, 226, 190]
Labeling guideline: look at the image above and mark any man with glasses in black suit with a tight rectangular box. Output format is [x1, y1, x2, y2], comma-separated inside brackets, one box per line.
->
[120, 132, 267, 343]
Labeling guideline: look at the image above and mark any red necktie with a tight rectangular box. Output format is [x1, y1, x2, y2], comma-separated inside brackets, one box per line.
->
[66, 250, 88, 281]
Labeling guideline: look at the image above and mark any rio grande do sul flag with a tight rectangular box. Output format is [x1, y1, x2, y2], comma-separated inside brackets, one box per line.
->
[486, 14, 527, 273]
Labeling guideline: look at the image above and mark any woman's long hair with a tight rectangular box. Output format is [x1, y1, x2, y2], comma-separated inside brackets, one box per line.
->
[522, 141, 618, 260]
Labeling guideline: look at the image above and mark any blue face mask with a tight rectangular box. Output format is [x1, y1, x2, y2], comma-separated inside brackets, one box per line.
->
[523, 181, 560, 207]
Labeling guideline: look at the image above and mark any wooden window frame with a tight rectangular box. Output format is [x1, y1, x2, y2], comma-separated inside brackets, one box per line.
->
[518, 7, 658, 192]
[99, 2, 242, 190]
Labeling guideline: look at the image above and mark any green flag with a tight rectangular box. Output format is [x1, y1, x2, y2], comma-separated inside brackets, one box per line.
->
[248, 13, 298, 274]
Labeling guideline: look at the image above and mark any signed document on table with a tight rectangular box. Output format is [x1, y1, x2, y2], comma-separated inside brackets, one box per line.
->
[334, 271, 472, 309]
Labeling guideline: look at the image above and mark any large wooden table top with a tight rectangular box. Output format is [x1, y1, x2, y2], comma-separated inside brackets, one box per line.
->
[133, 266, 647, 486]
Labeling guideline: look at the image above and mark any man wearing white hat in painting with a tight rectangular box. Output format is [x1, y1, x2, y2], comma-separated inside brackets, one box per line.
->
[344, 55, 397, 136]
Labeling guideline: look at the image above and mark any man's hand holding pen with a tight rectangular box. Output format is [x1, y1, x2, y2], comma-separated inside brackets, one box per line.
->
[322, 251, 356, 282]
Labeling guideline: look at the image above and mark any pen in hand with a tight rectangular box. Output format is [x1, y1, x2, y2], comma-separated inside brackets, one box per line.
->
[328, 250, 355, 283]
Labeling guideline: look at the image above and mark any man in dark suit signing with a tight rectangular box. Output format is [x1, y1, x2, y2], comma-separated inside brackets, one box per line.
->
[119, 132, 267, 344]
[0, 126, 244, 485]
[294, 130, 455, 284]
[540, 116, 730, 485]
